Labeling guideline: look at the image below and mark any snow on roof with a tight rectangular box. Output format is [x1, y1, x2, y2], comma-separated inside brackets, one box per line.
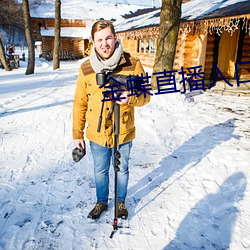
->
[114, 8, 160, 32]
[86, 0, 161, 7]
[114, 0, 250, 33]
[30, 0, 151, 20]
[40, 27, 92, 39]
[182, 0, 250, 21]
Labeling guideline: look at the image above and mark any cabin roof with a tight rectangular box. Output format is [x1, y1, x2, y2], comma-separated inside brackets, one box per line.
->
[182, 0, 250, 21]
[115, 0, 250, 33]
[40, 27, 91, 39]
[30, 0, 151, 20]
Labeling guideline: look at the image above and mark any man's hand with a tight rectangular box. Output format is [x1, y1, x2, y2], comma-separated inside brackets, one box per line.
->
[72, 139, 86, 162]
[74, 139, 85, 149]
[116, 91, 129, 105]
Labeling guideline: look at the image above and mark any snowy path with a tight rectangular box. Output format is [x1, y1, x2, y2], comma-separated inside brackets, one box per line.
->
[0, 59, 250, 249]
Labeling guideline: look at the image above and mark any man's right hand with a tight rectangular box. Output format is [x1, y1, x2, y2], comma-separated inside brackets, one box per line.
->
[72, 139, 86, 162]
[74, 139, 85, 149]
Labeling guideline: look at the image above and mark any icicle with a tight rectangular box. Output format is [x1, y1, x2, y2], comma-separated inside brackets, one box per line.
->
[119, 15, 250, 42]
[203, 20, 208, 37]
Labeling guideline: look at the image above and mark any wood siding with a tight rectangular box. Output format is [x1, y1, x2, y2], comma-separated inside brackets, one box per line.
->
[204, 33, 216, 80]
[118, 17, 250, 88]
[31, 17, 88, 60]
[41, 37, 87, 58]
[217, 30, 239, 79]
[240, 34, 250, 79]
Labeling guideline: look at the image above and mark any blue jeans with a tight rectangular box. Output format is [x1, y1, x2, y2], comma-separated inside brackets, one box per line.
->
[90, 141, 132, 205]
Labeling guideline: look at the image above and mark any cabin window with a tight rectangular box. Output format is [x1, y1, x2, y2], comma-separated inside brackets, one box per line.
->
[137, 38, 156, 54]
[150, 38, 155, 53]
[137, 38, 145, 53]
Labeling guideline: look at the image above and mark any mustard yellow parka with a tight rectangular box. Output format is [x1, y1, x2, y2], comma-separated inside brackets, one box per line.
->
[72, 52, 150, 148]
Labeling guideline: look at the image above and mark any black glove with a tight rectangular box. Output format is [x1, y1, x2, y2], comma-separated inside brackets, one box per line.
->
[72, 146, 86, 162]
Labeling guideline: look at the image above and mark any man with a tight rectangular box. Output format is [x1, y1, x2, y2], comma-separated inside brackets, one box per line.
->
[72, 20, 150, 220]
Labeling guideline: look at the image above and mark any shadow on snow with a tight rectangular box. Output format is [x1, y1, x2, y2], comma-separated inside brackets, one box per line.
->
[128, 118, 239, 213]
[0, 100, 73, 117]
[164, 172, 247, 249]
[127, 118, 243, 248]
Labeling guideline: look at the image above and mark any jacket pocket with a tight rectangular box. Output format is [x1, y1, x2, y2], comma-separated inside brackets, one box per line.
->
[120, 107, 134, 133]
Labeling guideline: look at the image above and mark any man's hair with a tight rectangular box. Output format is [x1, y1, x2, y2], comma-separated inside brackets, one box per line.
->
[91, 20, 116, 40]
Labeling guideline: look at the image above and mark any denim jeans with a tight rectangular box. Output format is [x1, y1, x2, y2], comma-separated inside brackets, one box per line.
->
[90, 140, 132, 205]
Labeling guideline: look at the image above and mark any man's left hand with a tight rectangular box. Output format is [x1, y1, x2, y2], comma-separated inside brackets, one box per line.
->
[116, 91, 129, 105]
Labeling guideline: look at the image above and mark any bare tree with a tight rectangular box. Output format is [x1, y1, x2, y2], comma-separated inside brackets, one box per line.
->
[22, 0, 35, 75]
[29, 0, 47, 8]
[0, 0, 23, 71]
[151, 0, 182, 90]
[53, 0, 61, 70]
[0, 0, 24, 37]
[0, 37, 11, 71]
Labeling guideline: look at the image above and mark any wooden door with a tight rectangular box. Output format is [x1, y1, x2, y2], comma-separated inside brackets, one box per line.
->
[217, 30, 239, 78]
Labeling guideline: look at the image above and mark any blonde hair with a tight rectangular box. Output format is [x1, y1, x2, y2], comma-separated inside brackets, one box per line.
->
[91, 20, 116, 40]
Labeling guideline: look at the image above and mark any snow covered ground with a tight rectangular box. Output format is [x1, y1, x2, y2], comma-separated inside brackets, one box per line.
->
[0, 50, 250, 250]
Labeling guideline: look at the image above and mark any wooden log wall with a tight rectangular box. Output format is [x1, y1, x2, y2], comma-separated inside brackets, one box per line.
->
[120, 38, 156, 68]
[121, 39, 137, 54]
[32, 17, 89, 59]
[204, 28, 250, 82]
[173, 34, 185, 71]
[72, 38, 88, 56]
[135, 53, 155, 68]
[41, 37, 53, 58]
[120, 32, 200, 72]
[204, 33, 216, 80]
[183, 35, 199, 69]
[41, 37, 87, 59]
[61, 38, 74, 52]
[240, 35, 250, 79]
[32, 18, 86, 29]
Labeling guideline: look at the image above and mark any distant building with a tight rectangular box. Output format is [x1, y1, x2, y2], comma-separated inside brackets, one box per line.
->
[30, 1, 151, 61]
[31, 17, 92, 60]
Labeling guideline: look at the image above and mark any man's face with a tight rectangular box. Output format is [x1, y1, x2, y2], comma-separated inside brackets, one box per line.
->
[93, 27, 117, 60]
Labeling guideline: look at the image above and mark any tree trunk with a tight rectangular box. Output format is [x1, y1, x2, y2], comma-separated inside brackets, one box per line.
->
[151, 0, 182, 90]
[0, 37, 11, 71]
[22, 0, 35, 75]
[53, 0, 61, 70]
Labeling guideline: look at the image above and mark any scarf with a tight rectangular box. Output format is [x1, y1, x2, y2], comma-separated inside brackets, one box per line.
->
[90, 41, 123, 73]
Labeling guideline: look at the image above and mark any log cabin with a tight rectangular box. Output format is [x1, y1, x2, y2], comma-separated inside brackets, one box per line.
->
[30, 1, 152, 61]
[31, 18, 92, 60]
[115, 0, 250, 96]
